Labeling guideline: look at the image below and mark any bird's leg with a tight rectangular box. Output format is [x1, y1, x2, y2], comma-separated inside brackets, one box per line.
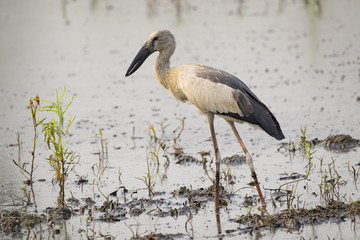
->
[227, 121, 267, 211]
[207, 114, 221, 213]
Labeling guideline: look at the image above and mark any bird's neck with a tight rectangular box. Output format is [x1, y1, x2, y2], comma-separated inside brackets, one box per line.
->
[154, 49, 173, 89]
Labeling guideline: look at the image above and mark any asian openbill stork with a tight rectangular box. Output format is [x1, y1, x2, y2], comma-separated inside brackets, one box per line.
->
[125, 30, 285, 212]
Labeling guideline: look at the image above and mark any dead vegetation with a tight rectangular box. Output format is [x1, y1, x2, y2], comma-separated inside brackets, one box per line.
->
[306, 134, 360, 150]
[0, 210, 45, 235]
[236, 201, 360, 233]
[130, 232, 184, 240]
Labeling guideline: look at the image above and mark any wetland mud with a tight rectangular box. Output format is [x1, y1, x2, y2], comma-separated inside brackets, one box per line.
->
[0, 211, 45, 236]
[237, 201, 360, 234]
[307, 134, 360, 150]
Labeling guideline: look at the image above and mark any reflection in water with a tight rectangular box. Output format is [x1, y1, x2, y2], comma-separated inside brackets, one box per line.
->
[146, 0, 186, 23]
[185, 212, 194, 238]
[307, 0, 322, 67]
[215, 210, 223, 240]
[200, 150, 223, 238]
[201, 152, 223, 238]
[174, 0, 183, 23]
[48, 221, 70, 239]
[147, 0, 158, 18]
[304, 0, 322, 16]
[237, 0, 243, 16]
[61, 0, 103, 25]
[215, 155, 223, 239]
[238, 0, 323, 16]
[89, 0, 99, 13]
[61, 0, 70, 25]
[10, 130, 39, 213]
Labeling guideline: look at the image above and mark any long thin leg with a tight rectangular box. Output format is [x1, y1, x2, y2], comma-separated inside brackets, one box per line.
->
[206, 114, 221, 213]
[227, 121, 267, 211]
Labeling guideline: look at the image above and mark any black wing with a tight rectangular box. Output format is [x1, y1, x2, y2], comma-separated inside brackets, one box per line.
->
[195, 65, 285, 140]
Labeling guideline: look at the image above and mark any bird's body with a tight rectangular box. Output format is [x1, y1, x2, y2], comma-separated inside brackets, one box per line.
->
[164, 64, 284, 140]
[126, 30, 284, 212]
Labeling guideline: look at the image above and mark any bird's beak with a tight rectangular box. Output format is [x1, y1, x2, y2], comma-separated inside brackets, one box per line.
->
[125, 45, 153, 77]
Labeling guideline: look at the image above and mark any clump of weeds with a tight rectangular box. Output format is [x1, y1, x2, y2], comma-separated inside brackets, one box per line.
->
[37, 87, 79, 206]
[5, 88, 79, 235]
[319, 157, 347, 204]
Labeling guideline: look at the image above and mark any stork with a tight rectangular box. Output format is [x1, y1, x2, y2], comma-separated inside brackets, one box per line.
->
[125, 30, 284, 212]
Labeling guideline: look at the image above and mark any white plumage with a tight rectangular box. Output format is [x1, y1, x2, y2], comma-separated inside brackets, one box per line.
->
[176, 66, 243, 116]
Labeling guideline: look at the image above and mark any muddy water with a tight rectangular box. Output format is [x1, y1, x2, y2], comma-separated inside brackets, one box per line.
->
[0, 0, 359, 239]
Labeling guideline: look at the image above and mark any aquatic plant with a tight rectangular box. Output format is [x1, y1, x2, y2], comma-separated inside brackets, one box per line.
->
[11, 97, 42, 207]
[11, 132, 31, 206]
[145, 120, 170, 165]
[96, 128, 109, 163]
[172, 117, 185, 145]
[300, 127, 307, 147]
[319, 157, 347, 204]
[124, 218, 143, 239]
[270, 128, 316, 210]
[93, 129, 124, 220]
[137, 119, 186, 197]
[29, 96, 41, 183]
[37, 87, 79, 206]
[92, 128, 109, 184]
[281, 141, 315, 210]
[136, 151, 156, 197]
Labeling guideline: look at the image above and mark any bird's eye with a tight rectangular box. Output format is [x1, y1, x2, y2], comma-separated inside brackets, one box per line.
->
[153, 36, 159, 41]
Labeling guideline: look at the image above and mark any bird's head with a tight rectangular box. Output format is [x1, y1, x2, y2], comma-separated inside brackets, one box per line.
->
[125, 30, 175, 77]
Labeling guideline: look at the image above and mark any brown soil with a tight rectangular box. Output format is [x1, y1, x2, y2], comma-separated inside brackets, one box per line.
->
[236, 201, 360, 234]
[0, 210, 45, 235]
[308, 134, 360, 150]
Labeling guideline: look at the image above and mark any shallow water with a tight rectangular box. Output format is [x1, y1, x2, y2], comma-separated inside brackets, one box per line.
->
[0, 0, 360, 239]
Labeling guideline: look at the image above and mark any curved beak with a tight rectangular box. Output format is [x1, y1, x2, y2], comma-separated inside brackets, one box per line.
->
[125, 45, 153, 77]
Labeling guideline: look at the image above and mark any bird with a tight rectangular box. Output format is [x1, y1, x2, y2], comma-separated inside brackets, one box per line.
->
[125, 30, 285, 212]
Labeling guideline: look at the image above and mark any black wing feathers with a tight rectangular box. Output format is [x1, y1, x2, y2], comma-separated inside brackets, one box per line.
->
[195, 66, 285, 140]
